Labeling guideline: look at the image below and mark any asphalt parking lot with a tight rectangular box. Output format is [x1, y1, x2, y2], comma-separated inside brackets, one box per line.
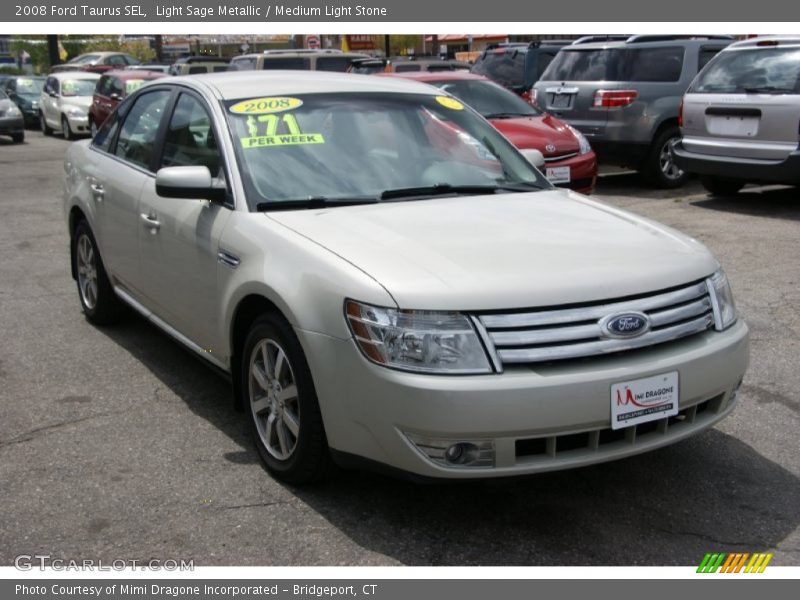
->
[1, 130, 799, 567]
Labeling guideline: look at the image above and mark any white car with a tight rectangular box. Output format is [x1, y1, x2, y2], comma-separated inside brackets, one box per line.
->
[40, 72, 100, 140]
[63, 72, 749, 483]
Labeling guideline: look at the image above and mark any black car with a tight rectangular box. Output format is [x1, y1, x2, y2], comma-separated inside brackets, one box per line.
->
[2, 75, 46, 125]
[470, 40, 574, 101]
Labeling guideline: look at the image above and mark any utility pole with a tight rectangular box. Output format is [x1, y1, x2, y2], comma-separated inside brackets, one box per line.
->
[154, 35, 163, 63]
[46, 35, 60, 68]
[384, 35, 390, 58]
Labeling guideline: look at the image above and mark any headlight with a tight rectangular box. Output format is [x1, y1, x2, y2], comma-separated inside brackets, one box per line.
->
[66, 107, 86, 117]
[707, 269, 737, 330]
[565, 123, 592, 155]
[345, 300, 492, 374]
[7, 105, 22, 117]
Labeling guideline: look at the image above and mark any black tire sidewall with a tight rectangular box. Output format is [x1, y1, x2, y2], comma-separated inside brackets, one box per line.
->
[62, 116, 72, 140]
[646, 127, 688, 189]
[73, 221, 120, 325]
[240, 314, 330, 484]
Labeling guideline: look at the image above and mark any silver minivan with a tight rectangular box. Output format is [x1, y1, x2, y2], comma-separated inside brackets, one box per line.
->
[673, 36, 800, 195]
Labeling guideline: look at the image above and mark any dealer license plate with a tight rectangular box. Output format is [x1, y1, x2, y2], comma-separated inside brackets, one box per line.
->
[546, 166, 571, 184]
[610, 371, 679, 430]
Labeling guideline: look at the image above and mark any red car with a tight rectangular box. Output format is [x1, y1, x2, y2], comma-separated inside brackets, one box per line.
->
[380, 71, 597, 194]
[88, 69, 167, 136]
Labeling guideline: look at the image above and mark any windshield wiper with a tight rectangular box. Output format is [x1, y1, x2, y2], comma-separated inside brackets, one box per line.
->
[483, 112, 534, 119]
[256, 196, 379, 212]
[380, 182, 543, 201]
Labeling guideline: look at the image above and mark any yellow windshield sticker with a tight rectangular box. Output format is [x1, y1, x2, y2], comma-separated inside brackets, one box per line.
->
[435, 96, 464, 111]
[125, 80, 145, 94]
[240, 133, 325, 149]
[229, 96, 303, 115]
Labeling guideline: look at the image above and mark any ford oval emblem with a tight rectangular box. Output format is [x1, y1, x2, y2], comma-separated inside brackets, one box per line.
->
[602, 312, 650, 338]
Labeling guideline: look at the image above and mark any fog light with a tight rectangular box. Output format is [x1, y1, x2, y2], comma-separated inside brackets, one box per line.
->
[404, 432, 495, 468]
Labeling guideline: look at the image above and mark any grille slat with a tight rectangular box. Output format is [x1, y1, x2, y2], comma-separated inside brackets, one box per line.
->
[479, 281, 714, 366]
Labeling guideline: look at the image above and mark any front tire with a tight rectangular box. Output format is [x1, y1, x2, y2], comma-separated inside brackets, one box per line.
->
[12, 131, 24, 144]
[62, 115, 74, 141]
[89, 118, 98, 138]
[700, 176, 745, 196]
[73, 221, 123, 325]
[241, 313, 332, 484]
[642, 126, 689, 189]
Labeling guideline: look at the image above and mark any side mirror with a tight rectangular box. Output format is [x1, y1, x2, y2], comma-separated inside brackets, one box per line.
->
[109, 92, 121, 101]
[48, 90, 58, 98]
[521, 148, 545, 169]
[155, 166, 226, 202]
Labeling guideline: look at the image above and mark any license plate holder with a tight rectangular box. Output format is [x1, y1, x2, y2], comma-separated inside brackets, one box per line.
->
[551, 93, 573, 108]
[546, 166, 571, 184]
[611, 371, 679, 430]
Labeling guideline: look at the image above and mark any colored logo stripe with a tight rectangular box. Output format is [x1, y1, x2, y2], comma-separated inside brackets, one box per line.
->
[697, 552, 773, 573]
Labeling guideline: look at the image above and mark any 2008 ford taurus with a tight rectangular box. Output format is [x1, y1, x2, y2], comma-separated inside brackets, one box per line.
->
[63, 71, 749, 483]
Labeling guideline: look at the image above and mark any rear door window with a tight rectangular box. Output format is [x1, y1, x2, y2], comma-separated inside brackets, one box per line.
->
[394, 64, 421, 73]
[261, 57, 310, 70]
[316, 57, 355, 72]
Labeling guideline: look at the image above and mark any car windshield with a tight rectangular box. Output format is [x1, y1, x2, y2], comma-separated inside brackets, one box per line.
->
[16, 77, 44, 94]
[430, 79, 542, 118]
[124, 79, 147, 94]
[224, 92, 550, 209]
[689, 47, 800, 94]
[541, 48, 624, 81]
[471, 49, 527, 88]
[68, 54, 100, 65]
[61, 79, 97, 97]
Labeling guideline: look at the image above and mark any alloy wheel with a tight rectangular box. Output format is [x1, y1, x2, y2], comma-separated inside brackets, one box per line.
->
[659, 137, 684, 181]
[249, 339, 300, 461]
[76, 234, 98, 310]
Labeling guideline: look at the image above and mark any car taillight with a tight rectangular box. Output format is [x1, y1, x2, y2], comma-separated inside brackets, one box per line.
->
[521, 89, 532, 102]
[592, 89, 638, 108]
[678, 98, 684, 128]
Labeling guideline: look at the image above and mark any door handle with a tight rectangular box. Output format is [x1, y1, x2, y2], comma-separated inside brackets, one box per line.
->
[89, 183, 104, 200]
[140, 212, 161, 233]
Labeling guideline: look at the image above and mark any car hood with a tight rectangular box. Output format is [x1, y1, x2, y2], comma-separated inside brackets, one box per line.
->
[490, 113, 580, 157]
[267, 190, 718, 310]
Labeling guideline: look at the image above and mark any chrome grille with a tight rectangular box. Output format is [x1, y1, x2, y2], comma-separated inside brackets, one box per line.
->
[477, 281, 715, 366]
[544, 152, 578, 163]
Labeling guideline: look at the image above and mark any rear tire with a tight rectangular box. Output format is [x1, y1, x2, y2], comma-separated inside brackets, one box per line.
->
[90, 118, 98, 138]
[62, 115, 74, 141]
[73, 221, 123, 326]
[241, 313, 333, 485]
[642, 126, 689, 189]
[40, 112, 53, 136]
[700, 176, 745, 197]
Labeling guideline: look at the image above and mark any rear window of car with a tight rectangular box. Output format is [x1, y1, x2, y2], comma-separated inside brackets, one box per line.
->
[316, 57, 354, 72]
[689, 47, 800, 94]
[231, 57, 256, 70]
[541, 49, 623, 81]
[471, 49, 527, 88]
[262, 58, 310, 70]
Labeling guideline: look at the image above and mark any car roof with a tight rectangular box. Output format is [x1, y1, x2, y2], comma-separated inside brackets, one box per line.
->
[102, 69, 167, 81]
[563, 36, 733, 51]
[51, 71, 101, 80]
[380, 71, 488, 83]
[727, 36, 800, 50]
[169, 70, 444, 99]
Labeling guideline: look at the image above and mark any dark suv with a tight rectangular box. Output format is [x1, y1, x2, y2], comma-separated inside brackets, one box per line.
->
[534, 35, 733, 187]
[470, 41, 573, 102]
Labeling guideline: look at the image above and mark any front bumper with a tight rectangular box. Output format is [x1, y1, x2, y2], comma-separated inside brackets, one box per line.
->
[65, 114, 90, 135]
[0, 115, 24, 135]
[298, 319, 749, 479]
[673, 140, 800, 186]
[546, 150, 597, 195]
